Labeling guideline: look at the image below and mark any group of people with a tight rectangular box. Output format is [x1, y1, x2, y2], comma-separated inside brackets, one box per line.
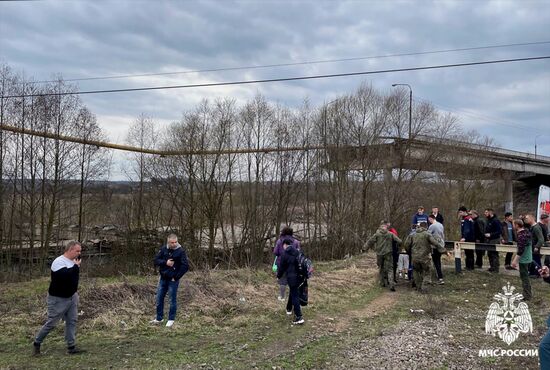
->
[458, 207, 550, 300]
[363, 204, 550, 299]
[457, 206, 550, 369]
[34, 227, 312, 356]
[30, 214, 550, 366]
[33, 234, 190, 355]
[365, 206, 449, 293]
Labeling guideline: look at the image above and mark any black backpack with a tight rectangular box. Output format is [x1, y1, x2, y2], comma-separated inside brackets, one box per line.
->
[297, 252, 314, 280]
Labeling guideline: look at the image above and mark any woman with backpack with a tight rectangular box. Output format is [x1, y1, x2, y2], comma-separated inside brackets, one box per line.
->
[276, 238, 305, 325]
[272, 226, 301, 301]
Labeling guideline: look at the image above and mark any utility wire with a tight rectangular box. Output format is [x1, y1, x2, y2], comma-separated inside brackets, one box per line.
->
[414, 95, 542, 133]
[4, 55, 550, 99]
[28, 40, 550, 84]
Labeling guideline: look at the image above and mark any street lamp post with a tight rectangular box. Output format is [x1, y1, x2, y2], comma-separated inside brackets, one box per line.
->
[391, 83, 412, 140]
[535, 134, 544, 158]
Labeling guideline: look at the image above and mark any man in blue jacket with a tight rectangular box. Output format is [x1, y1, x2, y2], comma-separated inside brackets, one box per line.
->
[277, 238, 305, 325]
[151, 234, 189, 327]
[412, 206, 429, 228]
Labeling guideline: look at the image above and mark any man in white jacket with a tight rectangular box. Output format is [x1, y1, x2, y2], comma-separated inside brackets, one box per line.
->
[428, 215, 445, 285]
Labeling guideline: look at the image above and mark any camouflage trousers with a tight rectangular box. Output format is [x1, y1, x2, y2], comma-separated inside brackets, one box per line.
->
[412, 259, 432, 292]
[376, 253, 394, 289]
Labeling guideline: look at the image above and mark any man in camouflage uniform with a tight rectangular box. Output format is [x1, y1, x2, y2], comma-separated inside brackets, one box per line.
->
[404, 222, 449, 293]
[366, 222, 402, 291]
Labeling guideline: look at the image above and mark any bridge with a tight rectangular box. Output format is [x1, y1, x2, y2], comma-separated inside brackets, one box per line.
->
[2, 122, 549, 215]
[326, 135, 550, 215]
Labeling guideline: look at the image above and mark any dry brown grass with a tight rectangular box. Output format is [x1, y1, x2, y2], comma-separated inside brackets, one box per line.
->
[70, 254, 381, 331]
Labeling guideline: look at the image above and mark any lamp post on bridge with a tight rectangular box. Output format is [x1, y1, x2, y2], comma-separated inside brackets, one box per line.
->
[391, 83, 412, 141]
[535, 134, 544, 159]
[389, 84, 412, 222]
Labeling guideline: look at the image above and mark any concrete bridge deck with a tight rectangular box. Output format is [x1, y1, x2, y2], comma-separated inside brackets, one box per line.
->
[326, 135, 550, 214]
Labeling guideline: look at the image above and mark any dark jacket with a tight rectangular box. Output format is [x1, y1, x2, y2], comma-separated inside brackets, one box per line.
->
[485, 215, 502, 243]
[431, 213, 444, 225]
[540, 222, 549, 242]
[154, 244, 189, 281]
[532, 223, 545, 252]
[473, 217, 486, 243]
[460, 216, 475, 242]
[273, 235, 301, 269]
[277, 245, 302, 287]
[501, 220, 516, 243]
[48, 256, 80, 298]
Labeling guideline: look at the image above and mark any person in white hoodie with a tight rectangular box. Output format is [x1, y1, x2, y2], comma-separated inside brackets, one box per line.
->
[428, 214, 445, 285]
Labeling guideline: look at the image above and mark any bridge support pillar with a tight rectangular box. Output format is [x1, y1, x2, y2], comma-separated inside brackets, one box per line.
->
[504, 179, 513, 213]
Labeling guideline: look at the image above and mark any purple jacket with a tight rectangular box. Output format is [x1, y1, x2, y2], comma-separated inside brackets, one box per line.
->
[273, 235, 301, 269]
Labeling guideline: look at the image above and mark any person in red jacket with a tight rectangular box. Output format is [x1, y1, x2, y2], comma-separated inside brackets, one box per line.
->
[385, 221, 399, 283]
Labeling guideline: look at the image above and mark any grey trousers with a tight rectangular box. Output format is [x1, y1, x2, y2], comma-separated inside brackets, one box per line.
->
[35, 293, 79, 347]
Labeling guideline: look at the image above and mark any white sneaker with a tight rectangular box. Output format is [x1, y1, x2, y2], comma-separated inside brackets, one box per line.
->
[277, 296, 285, 301]
[292, 317, 305, 325]
[149, 319, 162, 324]
[438, 279, 445, 285]
[286, 310, 292, 315]
[166, 320, 175, 327]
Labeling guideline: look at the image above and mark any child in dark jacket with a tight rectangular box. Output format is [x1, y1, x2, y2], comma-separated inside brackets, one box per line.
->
[273, 227, 301, 301]
[276, 238, 305, 325]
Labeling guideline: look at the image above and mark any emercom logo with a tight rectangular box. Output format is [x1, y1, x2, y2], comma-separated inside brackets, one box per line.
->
[485, 282, 533, 345]
[478, 348, 538, 357]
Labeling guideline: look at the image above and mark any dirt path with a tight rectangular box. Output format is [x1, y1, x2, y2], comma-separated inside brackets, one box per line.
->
[314, 292, 400, 334]
[256, 258, 401, 366]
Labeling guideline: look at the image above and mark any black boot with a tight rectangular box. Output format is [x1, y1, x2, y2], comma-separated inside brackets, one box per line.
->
[32, 342, 40, 356]
[67, 346, 85, 355]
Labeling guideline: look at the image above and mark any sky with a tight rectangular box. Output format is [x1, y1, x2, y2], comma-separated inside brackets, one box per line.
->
[1, 0, 549, 180]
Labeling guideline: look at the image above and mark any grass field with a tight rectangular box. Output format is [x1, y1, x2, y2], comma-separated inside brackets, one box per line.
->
[0, 254, 548, 369]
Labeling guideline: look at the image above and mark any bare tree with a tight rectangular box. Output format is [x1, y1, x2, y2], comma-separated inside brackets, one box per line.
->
[125, 114, 157, 230]
[74, 107, 107, 241]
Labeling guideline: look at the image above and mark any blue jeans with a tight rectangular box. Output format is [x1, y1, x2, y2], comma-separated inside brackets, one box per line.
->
[540, 315, 550, 369]
[156, 278, 180, 321]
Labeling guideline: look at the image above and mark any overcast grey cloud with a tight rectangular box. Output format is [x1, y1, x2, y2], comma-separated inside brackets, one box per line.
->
[1, 0, 550, 179]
